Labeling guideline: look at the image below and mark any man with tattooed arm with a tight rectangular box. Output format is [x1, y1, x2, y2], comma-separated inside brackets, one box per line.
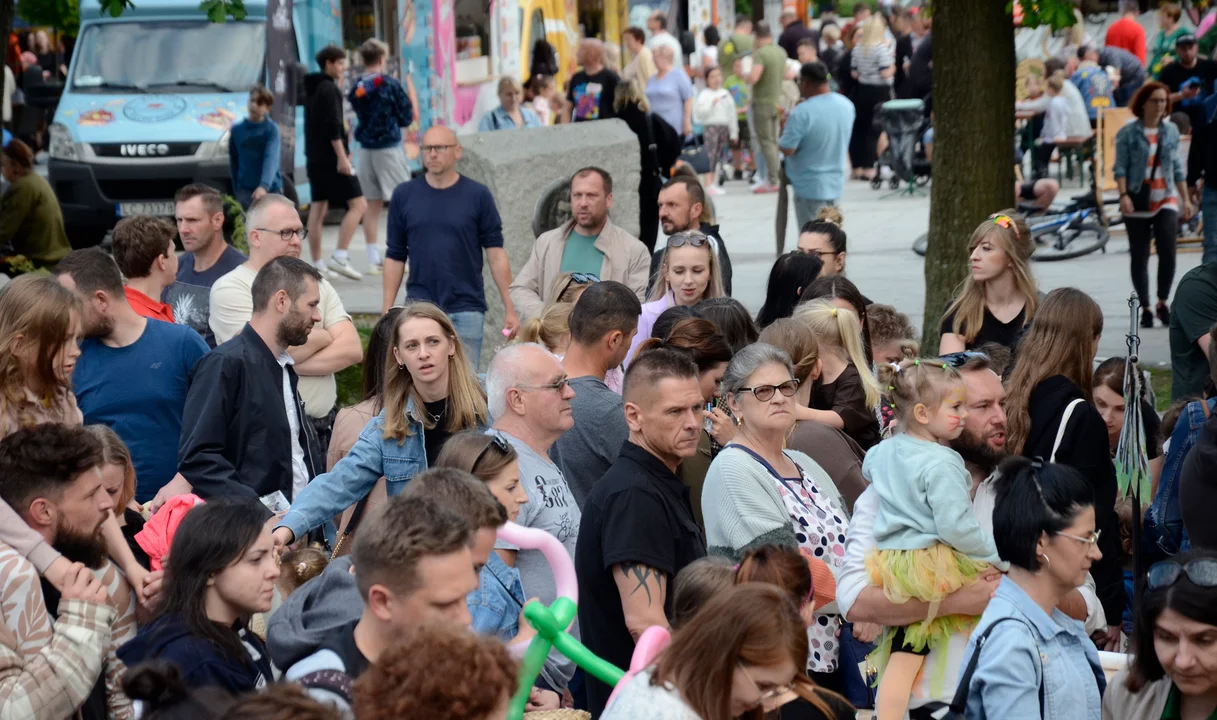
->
[573, 348, 708, 717]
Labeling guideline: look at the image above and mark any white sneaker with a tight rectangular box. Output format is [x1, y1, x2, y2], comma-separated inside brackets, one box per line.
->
[367, 262, 384, 276]
[708, 185, 726, 196]
[329, 254, 363, 280]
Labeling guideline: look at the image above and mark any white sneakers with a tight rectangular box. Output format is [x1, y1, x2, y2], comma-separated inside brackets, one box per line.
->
[328, 253, 363, 281]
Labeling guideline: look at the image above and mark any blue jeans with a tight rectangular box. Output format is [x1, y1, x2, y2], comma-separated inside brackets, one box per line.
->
[449, 311, 485, 371]
[1202, 186, 1217, 264]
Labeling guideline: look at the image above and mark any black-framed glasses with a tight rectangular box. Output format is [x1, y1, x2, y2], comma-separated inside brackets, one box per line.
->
[798, 248, 839, 259]
[736, 379, 799, 402]
[256, 226, 308, 242]
[421, 144, 456, 154]
[1147, 558, 1217, 590]
[939, 351, 990, 368]
[516, 375, 570, 394]
[555, 272, 599, 301]
[667, 231, 710, 249]
[474, 433, 512, 469]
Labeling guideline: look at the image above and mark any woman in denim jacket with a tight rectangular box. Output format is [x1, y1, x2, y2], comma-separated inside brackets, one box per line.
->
[961, 457, 1106, 720]
[274, 302, 489, 547]
[1114, 82, 1193, 329]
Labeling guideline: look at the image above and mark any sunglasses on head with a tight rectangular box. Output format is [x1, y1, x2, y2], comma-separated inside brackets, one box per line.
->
[667, 232, 710, 249]
[938, 351, 990, 368]
[474, 432, 511, 469]
[1147, 558, 1217, 591]
[987, 213, 1021, 239]
[556, 272, 600, 302]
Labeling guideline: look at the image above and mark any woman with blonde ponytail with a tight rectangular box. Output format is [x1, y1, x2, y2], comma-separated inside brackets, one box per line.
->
[517, 302, 573, 355]
[794, 299, 882, 449]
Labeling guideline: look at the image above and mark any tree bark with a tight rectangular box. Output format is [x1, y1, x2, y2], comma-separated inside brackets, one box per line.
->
[921, 0, 1016, 351]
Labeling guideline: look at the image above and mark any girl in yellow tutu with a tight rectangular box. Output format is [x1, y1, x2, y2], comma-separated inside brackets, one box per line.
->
[862, 358, 1003, 720]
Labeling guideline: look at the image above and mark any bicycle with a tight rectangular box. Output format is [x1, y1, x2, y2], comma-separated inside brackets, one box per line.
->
[911, 189, 1117, 261]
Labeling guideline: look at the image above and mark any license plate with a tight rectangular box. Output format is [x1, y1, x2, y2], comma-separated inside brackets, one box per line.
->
[117, 201, 176, 217]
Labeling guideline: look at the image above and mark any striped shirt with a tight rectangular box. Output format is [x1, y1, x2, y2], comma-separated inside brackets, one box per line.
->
[1129, 127, 1177, 218]
[852, 43, 894, 86]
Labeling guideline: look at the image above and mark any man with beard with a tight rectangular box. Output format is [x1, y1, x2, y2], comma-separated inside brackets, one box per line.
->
[53, 247, 208, 505]
[209, 194, 362, 459]
[836, 352, 1106, 712]
[177, 255, 324, 503]
[509, 168, 650, 320]
[647, 176, 733, 296]
[0, 424, 137, 720]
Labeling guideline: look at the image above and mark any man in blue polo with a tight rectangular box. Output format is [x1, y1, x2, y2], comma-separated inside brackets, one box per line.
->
[779, 61, 855, 229]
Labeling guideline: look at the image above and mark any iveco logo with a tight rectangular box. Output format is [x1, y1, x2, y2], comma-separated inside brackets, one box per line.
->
[119, 143, 171, 157]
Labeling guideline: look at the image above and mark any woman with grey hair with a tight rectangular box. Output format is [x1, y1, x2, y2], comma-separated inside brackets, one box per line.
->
[701, 342, 850, 691]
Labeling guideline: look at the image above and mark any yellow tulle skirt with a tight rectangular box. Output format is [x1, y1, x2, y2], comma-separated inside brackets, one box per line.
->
[864, 544, 989, 676]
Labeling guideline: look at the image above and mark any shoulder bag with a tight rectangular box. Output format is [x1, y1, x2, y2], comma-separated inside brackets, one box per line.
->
[1051, 398, 1086, 463]
[909, 616, 1044, 720]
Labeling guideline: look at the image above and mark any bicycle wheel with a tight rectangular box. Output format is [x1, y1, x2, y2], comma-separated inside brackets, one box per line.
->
[912, 232, 928, 256]
[1032, 221, 1108, 261]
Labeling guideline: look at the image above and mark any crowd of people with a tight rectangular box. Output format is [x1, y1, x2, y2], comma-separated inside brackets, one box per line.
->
[7, 5, 1217, 720]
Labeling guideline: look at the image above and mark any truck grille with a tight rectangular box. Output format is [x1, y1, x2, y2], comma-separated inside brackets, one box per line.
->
[91, 142, 201, 158]
[97, 178, 194, 201]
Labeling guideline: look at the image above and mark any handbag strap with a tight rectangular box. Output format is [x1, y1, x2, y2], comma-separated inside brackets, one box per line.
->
[1051, 398, 1085, 463]
[949, 616, 1045, 715]
[329, 492, 373, 560]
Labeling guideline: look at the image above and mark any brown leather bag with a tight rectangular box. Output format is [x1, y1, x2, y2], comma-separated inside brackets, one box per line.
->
[330, 477, 388, 558]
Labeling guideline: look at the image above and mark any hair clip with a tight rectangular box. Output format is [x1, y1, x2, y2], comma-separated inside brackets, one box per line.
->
[988, 213, 1021, 239]
[888, 362, 902, 374]
[913, 358, 920, 366]
[888, 385, 895, 392]
[831, 308, 838, 317]
[296, 561, 308, 574]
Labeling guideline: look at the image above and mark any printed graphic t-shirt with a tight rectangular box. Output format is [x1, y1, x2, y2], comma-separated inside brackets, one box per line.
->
[567, 69, 620, 122]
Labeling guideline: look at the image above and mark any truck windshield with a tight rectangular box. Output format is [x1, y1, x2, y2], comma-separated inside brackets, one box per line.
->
[72, 20, 266, 93]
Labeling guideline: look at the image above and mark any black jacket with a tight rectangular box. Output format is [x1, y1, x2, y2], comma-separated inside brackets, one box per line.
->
[778, 21, 818, 60]
[1022, 375, 1124, 624]
[118, 613, 272, 694]
[304, 72, 346, 164]
[647, 223, 733, 296]
[178, 323, 320, 500]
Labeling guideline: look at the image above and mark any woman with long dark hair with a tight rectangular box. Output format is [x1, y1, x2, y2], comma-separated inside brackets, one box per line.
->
[757, 252, 824, 329]
[118, 498, 279, 692]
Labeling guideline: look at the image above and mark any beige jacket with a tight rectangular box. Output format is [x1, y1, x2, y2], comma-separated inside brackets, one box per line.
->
[1101, 669, 1170, 720]
[509, 219, 651, 320]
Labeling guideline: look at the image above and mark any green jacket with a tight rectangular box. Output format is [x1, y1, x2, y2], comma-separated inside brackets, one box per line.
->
[0, 173, 71, 266]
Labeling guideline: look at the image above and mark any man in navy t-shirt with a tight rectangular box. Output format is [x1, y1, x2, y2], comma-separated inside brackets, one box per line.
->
[172, 184, 247, 346]
[54, 248, 209, 504]
[383, 125, 518, 367]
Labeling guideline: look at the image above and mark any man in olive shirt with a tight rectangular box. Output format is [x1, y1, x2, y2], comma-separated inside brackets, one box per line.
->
[0, 139, 70, 271]
[718, 15, 753, 75]
[748, 21, 788, 193]
[1170, 263, 1217, 400]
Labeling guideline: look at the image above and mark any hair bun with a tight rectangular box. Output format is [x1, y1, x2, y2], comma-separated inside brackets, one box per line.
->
[815, 206, 844, 226]
[122, 661, 190, 708]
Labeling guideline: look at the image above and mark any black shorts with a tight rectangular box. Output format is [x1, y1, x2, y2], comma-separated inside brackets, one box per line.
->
[1019, 181, 1038, 201]
[890, 626, 931, 656]
[307, 163, 363, 204]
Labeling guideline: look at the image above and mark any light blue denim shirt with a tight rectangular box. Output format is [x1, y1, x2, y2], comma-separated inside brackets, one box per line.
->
[468, 551, 526, 642]
[1113, 119, 1185, 193]
[478, 106, 542, 132]
[279, 398, 429, 544]
[962, 576, 1105, 720]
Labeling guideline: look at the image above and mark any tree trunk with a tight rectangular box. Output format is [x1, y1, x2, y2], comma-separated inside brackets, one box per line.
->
[922, 0, 1016, 351]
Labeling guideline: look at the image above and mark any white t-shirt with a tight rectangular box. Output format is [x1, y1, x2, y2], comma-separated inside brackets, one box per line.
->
[648, 31, 685, 61]
[276, 352, 310, 499]
[209, 263, 351, 417]
[601, 669, 700, 720]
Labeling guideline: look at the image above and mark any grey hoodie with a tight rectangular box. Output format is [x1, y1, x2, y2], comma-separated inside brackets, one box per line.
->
[266, 556, 362, 669]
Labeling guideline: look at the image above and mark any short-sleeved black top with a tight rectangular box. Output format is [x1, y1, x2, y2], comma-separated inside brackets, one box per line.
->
[810, 362, 880, 450]
[939, 302, 1029, 353]
[574, 441, 706, 717]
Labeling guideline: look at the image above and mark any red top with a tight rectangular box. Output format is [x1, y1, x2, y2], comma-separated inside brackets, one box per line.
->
[1105, 17, 1147, 65]
[124, 286, 174, 323]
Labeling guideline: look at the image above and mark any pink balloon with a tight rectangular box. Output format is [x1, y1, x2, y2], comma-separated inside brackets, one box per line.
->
[605, 625, 671, 705]
[1201, 11, 1216, 40]
[496, 521, 578, 604]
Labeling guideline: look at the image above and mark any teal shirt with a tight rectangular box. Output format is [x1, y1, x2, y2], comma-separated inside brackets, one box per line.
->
[559, 232, 605, 275]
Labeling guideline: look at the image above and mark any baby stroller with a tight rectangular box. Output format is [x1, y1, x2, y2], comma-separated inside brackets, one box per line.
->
[872, 98, 931, 194]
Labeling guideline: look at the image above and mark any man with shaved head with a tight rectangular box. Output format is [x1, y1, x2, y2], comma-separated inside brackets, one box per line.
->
[486, 342, 582, 696]
[566, 38, 620, 122]
[383, 126, 518, 367]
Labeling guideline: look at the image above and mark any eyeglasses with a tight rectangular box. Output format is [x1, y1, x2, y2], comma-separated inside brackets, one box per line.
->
[474, 433, 512, 469]
[1055, 529, 1102, 547]
[938, 351, 990, 368]
[667, 232, 710, 249]
[736, 379, 799, 402]
[421, 144, 456, 154]
[738, 661, 793, 707]
[515, 375, 570, 394]
[798, 248, 839, 259]
[256, 226, 308, 242]
[555, 272, 599, 301]
[1147, 558, 1217, 590]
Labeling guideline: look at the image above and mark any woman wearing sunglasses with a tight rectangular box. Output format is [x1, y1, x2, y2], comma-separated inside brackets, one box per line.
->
[938, 212, 1039, 356]
[601, 584, 811, 720]
[273, 302, 489, 549]
[627, 230, 726, 364]
[960, 456, 1106, 720]
[702, 343, 850, 692]
[1103, 550, 1217, 720]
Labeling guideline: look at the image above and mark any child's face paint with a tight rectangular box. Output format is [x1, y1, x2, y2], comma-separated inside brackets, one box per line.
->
[928, 383, 969, 441]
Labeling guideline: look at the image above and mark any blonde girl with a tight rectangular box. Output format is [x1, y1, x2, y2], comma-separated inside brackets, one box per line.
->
[628, 231, 726, 363]
[863, 358, 1000, 720]
[939, 212, 1038, 354]
[518, 302, 573, 355]
[793, 299, 883, 449]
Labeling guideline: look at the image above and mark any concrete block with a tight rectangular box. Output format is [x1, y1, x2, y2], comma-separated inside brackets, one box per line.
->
[456, 119, 642, 368]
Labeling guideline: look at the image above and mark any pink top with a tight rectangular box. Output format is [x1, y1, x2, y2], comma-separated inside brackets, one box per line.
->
[625, 292, 676, 366]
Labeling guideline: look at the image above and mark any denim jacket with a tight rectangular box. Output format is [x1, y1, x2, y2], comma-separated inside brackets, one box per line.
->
[1113, 119, 1186, 193]
[1148, 397, 1214, 555]
[280, 398, 429, 543]
[962, 577, 1105, 720]
[468, 552, 526, 642]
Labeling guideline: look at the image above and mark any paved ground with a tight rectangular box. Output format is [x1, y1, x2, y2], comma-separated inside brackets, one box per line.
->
[318, 174, 1194, 368]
